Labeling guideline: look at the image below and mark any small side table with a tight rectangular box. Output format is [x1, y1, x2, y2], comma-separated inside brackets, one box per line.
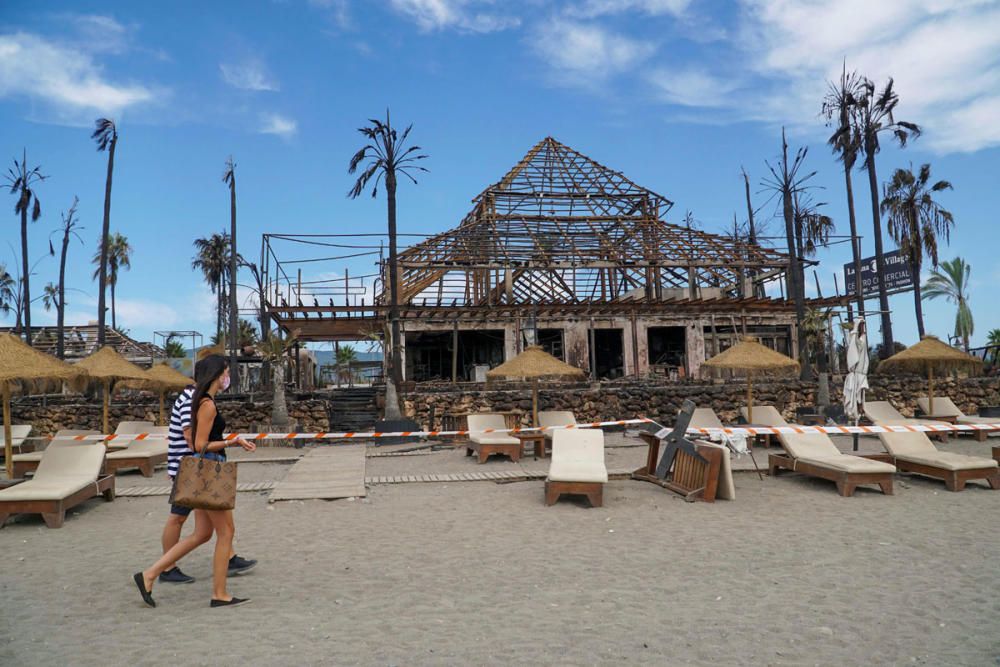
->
[516, 433, 547, 459]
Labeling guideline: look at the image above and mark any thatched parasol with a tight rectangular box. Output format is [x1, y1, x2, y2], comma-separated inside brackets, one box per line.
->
[123, 362, 193, 425]
[486, 346, 586, 426]
[701, 336, 799, 423]
[0, 333, 89, 477]
[879, 335, 981, 414]
[76, 346, 158, 435]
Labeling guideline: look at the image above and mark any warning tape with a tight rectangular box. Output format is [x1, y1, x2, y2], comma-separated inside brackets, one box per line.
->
[687, 423, 1000, 436]
[26, 418, 655, 443]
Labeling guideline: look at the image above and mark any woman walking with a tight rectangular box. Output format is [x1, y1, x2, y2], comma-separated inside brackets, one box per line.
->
[134, 355, 256, 608]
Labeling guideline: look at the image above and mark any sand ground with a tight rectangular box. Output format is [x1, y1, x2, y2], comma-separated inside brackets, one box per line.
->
[2, 434, 999, 666]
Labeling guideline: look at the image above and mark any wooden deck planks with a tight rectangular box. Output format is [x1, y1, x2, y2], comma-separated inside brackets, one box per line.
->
[269, 445, 367, 502]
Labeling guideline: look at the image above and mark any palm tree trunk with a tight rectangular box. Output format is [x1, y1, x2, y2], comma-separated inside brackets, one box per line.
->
[911, 251, 925, 338]
[19, 203, 31, 346]
[864, 140, 894, 357]
[780, 131, 809, 380]
[228, 175, 239, 389]
[97, 137, 116, 347]
[843, 165, 865, 317]
[111, 280, 117, 331]
[271, 361, 289, 429]
[57, 230, 69, 358]
[385, 171, 403, 420]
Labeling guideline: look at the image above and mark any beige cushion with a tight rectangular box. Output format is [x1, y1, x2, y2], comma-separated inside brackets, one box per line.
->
[916, 397, 962, 418]
[878, 431, 938, 457]
[539, 411, 577, 440]
[865, 402, 950, 429]
[0, 425, 32, 449]
[106, 440, 168, 460]
[690, 408, 724, 430]
[0, 443, 107, 501]
[895, 452, 998, 471]
[779, 432, 843, 460]
[739, 405, 786, 426]
[956, 416, 999, 426]
[698, 440, 735, 500]
[798, 455, 896, 473]
[115, 421, 155, 435]
[11, 430, 100, 463]
[548, 429, 608, 483]
[467, 414, 519, 445]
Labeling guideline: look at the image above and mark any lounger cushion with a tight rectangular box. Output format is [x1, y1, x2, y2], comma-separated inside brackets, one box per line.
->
[105, 440, 168, 460]
[115, 421, 154, 435]
[548, 429, 608, 483]
[956, 416, 999, 426]
[779, 433, 842, 460]
[10, 430, 100, 464]
[878, 431, 937, 457]
[698, 440, 736, 500]
[895, 452, 998, 471]
[539, 411, 577, 440]
[0, 425, 32, 450]
[865, 402, 950, 428]
[690, 408, 725, 430]
[798, 455, 896, 473]
[916, 397, 962, 418]
[0, 444, 107, 501]
[738, 405, 786, 426]
[468, 414, 519, 445]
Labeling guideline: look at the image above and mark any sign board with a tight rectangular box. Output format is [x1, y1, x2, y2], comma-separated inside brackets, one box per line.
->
[844, 250, 913, 297]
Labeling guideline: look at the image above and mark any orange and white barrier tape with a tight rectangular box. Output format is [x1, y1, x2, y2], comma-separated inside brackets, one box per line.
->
[687, 423, 1000, 436]
[31, 418, 655, 443]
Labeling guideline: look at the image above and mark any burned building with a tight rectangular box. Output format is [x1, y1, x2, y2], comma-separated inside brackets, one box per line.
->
[266, 137, 838, 383]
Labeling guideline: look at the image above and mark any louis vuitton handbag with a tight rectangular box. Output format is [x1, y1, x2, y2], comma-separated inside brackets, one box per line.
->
[170, 450, 238, 510]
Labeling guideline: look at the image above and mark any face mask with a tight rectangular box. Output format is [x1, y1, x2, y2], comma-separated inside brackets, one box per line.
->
[221, 375, 231, 391]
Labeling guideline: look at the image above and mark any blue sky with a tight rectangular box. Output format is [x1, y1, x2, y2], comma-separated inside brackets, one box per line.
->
[2, 0, 999, 351]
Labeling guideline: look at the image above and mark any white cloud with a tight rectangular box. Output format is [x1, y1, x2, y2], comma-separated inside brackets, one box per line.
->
[566, 0, 692, 18]
[533, 20, 655, 82]
[0, 32, 154, 116]
[647, 67, 739, 107]
[388, 0, 521, 33]
[259, 112, 298, 137]
[62, 14, 131, 54]
[219, 61, 279, 91]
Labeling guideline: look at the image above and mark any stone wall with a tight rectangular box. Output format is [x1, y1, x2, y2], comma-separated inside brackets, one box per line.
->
[9, 396, 330, 435]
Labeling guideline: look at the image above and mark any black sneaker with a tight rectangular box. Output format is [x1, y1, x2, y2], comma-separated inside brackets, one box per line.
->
[227, 555, 257, 577]
[159, 566, 195, 584]
[210, 596, 251, 608]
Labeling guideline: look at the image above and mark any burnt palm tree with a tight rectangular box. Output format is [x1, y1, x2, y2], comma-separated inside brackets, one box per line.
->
[923, 257, 972, 351]
[0, 263, 15, 318]
[348, 110, 428, 418]
[4, 150, 46, 345]
[881, 163, 953, 338]
[822, 64, 865, 316]
[51, 197, 83, 357]
[92, 118, 118, 346]
[192, 232, 231, 341]
[91, 232, 132, 330]
[223, 156, 239, 387]
[851, 78, 921, 357]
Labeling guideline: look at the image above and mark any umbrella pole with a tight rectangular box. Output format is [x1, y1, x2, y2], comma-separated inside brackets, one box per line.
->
[159, 391, 166, 427]
[103, 379, 110, 436]
[928, 367, 934, 415]
[3, 385, 12, 479]
[532, 378, 539, 428]
[746, 372, 753, 424]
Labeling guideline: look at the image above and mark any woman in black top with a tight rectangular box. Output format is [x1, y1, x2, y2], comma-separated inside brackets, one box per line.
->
[134, 356, 256, 608]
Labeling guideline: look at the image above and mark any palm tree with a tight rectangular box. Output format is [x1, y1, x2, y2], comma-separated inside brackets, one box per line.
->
[41, 282, 59, 312]
[211, 319, 258, 348]
[881, 163, 953, 338]
[347, 110, 428, 419]
[336, 344, 359, 386]
[223, 156, 239, 389]
[192, 233, 231, 341]
[164, 335, 186, 358]
[851, 78, 921, 357]
[923, 257, 973, 351]
[258, 330, 297, 429]
[822, 64, 866, 316]
[4, 150, 46, 345]
[986, 328, 1000, 366]
[0, 263, 14, 318]
[92, 118, 118, 346]
[51, 197, 82, 358]
[92, 232, 132, 330]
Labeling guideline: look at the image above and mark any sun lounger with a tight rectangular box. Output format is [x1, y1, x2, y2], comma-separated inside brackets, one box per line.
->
[539, 411, 577, 442]
[916, 396, 997, 442]
[11, 430, 100, 478]
[104, 439, 169, 477]
[864, 401, 951, 441]
[754, 405, 896, 497]
[466, 414, 522, 463]
[545, 429, 608, 507]
[109, 420, 155, 450]
[876, 430, 999, 491]
[0, 425, 33, 457]
[0, 443, 114, 528]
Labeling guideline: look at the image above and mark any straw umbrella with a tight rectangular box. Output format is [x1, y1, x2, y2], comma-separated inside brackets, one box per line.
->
[485, 346, 586, 426]
[76, 346, 158, 435]
[879, 335, 981, 414]
[0, 333, 88, 478]
[123, 362, 193, 425]
[701, 336, 799, 423]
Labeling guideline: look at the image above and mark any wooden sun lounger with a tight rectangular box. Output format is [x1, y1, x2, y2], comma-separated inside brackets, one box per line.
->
[466, 414, 522, 463]
[0, 444, 115, 528]
[877, 430, 999, 492]
[11, 430, 100, 478]
[917, 396, 997, 442]
[1, 425, 33, 457]
[104, 440, 169, 477]
[545, 429, 608, 507]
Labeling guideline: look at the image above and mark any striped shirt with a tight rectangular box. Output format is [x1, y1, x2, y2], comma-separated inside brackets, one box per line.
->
[167, 386, 195, 478]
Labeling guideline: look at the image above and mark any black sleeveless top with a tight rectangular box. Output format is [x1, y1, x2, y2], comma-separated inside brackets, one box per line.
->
[196, 396, 227, 462]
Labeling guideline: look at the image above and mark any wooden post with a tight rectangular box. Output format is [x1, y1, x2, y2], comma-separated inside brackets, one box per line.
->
[451, 323, 459, 384]
[746, 372, 754, 424]
[159, 391, 166, 426]
[532, 378, 539, 428]
[928, 366, 934, 415]
[103, 379, 111, 436]
[3, 385, 12, 479]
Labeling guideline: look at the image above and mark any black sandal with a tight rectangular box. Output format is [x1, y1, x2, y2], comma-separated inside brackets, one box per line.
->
[133, 572, 156, 608]
[210, 596, 251, 608]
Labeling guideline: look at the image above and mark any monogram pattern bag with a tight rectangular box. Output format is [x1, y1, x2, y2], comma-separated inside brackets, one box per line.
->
[170, 451, 237, 511]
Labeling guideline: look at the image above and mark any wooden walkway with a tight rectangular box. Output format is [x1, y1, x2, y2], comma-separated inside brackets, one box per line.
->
[268, 445, 367, 502]
[117, 481, 275, 497]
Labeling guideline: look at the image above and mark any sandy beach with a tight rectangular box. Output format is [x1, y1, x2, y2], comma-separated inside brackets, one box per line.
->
[2, 434, 999, 666]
